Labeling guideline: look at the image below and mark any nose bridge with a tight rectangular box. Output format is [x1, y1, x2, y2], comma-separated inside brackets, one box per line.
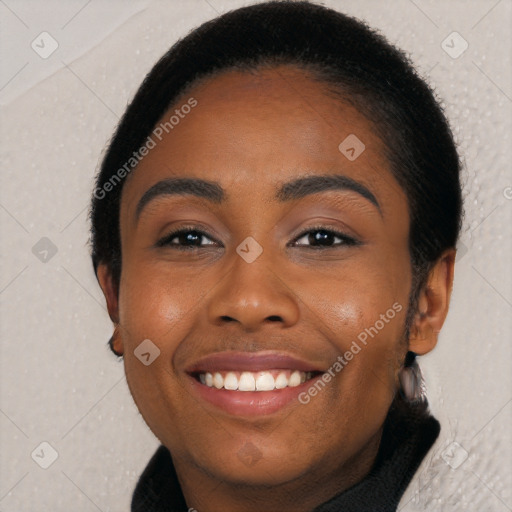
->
[206, 244, 300, 330]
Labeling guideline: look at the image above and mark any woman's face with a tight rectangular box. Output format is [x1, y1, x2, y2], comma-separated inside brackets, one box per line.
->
[113, 65, 415, 491]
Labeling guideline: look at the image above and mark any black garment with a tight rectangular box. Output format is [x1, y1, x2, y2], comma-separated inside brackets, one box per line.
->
[131, 397, 440, 512]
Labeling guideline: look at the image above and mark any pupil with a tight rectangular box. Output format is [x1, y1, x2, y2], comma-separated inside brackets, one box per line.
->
[182, 231, 200, 245]
[310, 230, 333, 246]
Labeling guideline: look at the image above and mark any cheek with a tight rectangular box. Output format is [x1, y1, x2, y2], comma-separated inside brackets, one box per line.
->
[116, 261, 203, 441]
[282, 263, 409, 469]
[292, 259, 409, 389]
[118, 260, 198, 345]
[289, 255, 409, 338]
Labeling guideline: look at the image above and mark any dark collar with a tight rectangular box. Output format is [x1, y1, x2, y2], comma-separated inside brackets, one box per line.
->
[131, 398, 440, 512]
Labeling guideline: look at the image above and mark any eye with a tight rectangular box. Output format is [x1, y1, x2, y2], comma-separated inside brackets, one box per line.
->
[156, 226, 219, 250]
[290, 226, 360, 249]
[156, 225, 359, 251]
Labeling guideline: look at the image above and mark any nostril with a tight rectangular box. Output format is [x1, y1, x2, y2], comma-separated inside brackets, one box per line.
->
[267, 315, 282, 322]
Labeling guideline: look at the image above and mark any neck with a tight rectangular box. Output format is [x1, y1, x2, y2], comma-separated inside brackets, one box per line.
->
[175, 428, 383, 512]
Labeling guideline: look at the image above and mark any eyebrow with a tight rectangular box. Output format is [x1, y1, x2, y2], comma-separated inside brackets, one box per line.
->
[135, 178, 224, 219]
[276, 174, 380, 212]
[135, 173, 381, 221]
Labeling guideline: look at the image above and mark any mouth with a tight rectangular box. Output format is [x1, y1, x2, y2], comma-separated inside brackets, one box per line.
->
[193, 369, 322, 391]
[185, 351, 326, 416]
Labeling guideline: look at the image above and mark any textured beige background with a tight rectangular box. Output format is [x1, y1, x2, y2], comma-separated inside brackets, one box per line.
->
[1, 0, 511, 511]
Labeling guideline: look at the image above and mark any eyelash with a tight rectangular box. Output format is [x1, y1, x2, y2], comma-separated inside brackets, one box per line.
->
[156, 224, 360, 250]
[292, 225, 360, 249]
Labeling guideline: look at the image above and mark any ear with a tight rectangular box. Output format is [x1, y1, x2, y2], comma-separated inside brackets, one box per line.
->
[409, 248, 456, 355]
[96, 263, 123, 355]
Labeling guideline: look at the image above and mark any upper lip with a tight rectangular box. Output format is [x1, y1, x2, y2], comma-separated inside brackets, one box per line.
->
[186, 351, 325, 374]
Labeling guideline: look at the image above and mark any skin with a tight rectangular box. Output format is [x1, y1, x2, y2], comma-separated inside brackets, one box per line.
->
[97, 65, 455, 512]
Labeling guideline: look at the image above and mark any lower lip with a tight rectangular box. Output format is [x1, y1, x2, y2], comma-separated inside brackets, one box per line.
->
[187, 374, 322, 416]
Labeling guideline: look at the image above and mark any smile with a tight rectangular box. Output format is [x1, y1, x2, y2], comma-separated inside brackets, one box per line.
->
[186, 351, 326, 416]
[197, 369, 317, 391]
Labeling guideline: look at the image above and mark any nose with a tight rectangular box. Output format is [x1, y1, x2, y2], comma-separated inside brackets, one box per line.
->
[207, 250, 300, 332]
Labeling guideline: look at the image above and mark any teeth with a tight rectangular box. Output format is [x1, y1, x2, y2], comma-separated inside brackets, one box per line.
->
[255, 372, 275, 391]
[213, 372, 224, 389]
[224, 372, 238, 390]
[198, 370, 314, 391]
[239, 372, 256, 391]
[274, 372, 288, 389]
[289, 370, 301, 387]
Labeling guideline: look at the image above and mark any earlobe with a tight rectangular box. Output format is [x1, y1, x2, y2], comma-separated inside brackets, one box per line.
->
[108, 324, 124, 357]
[408, 249, 456, 355]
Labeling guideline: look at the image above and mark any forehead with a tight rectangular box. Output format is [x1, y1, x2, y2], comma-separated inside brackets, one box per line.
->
[121, 65, 406, 218]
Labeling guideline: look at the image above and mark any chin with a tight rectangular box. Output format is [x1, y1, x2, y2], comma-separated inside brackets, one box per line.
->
[188, 435, 314, 487]
[207, 457, 305, 488]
